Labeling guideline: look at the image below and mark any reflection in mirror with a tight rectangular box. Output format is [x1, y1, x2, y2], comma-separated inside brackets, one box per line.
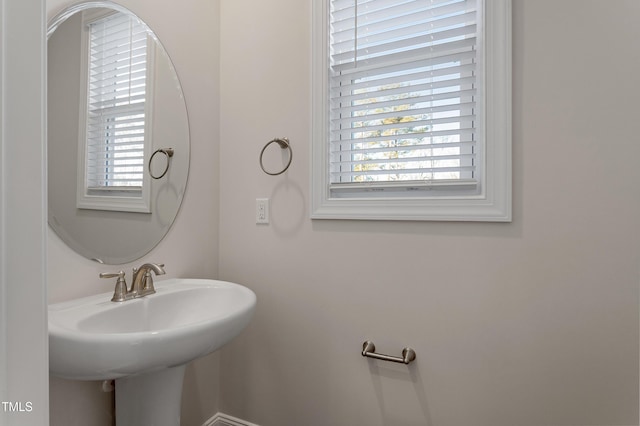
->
[48, 2, 190, 265]
[77, 8, 153, 214]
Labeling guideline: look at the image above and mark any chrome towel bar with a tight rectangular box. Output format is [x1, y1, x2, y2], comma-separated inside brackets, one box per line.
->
[361, 340, 416, 365]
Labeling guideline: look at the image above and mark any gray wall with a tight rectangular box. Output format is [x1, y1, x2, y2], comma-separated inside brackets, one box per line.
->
[218, 1, 640, 425]
[1, 0, 48, 425]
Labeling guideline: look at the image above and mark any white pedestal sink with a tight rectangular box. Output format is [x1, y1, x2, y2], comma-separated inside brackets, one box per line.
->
[49, 279, 256, 425]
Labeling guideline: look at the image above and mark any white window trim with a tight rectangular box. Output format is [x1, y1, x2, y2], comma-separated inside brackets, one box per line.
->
[311, 0, 512, 222]
[76, 9, 155, 214]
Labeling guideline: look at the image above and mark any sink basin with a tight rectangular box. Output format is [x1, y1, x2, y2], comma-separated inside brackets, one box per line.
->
[49, 278, 256, 381]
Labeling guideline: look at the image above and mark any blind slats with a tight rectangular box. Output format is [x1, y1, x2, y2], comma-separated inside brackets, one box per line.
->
[86, 12, 148, 189]
[329, 0, 479, 185]
[332, 2, 474, 47]
[332, 88, 477, 116]
[333, 114, 476, 140]
[88, 93, 146, 110]
[331, 165, 476, 178]
[330, 75, 476, 105]
[333, 127, 475, 146]
[86, 142, 145, 151]
[332, 36, 476, 73]
[332, 101, 476, 126]
[90, 40, 147, 65]
[332, 14, 476, 60]
[89, 64, 147, 87]
[331, 139, 475, 154]
[87, 113, 145, 127]
[331, 59, 475, 94]
[331, 49, 476, 82]
[333, 152, 476, 166]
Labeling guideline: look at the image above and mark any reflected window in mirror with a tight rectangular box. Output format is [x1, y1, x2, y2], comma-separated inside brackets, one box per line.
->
[77, 9, 155, 213]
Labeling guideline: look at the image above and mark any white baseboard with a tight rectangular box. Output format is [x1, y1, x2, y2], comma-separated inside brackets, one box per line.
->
[203, 413, 639, 426]
[204, 412, 261, 426]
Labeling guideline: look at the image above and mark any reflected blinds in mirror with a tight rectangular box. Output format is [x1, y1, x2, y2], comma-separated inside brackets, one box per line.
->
[86, 12, 147, 190]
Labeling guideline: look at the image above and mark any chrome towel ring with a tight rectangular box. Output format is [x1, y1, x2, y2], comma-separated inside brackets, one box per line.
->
[260, 137, 292, 176]
[149, 148, 174, 179]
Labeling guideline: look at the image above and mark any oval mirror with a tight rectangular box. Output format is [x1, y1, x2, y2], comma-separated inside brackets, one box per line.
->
[47, 2, 189, 264]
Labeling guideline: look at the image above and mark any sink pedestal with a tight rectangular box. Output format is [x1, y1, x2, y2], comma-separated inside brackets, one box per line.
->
[115, 365, 186, 426]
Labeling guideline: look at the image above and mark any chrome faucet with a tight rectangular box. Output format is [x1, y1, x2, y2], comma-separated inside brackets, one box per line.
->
[100, 263, 165, 302]
[131, 263, 165, 297]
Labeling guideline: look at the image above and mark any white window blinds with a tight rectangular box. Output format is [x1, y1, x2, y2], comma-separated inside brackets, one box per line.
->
[85, 12, 148, 190]
[329, 0, 479, 188]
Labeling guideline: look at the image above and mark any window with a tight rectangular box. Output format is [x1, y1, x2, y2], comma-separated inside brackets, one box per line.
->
[312, 0, 511, 221]
[76, 10, 154, 213]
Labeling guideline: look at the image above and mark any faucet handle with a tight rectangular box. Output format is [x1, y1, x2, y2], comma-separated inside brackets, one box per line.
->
[100, 271, 130, 302]
[99, 271, 125, 280]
